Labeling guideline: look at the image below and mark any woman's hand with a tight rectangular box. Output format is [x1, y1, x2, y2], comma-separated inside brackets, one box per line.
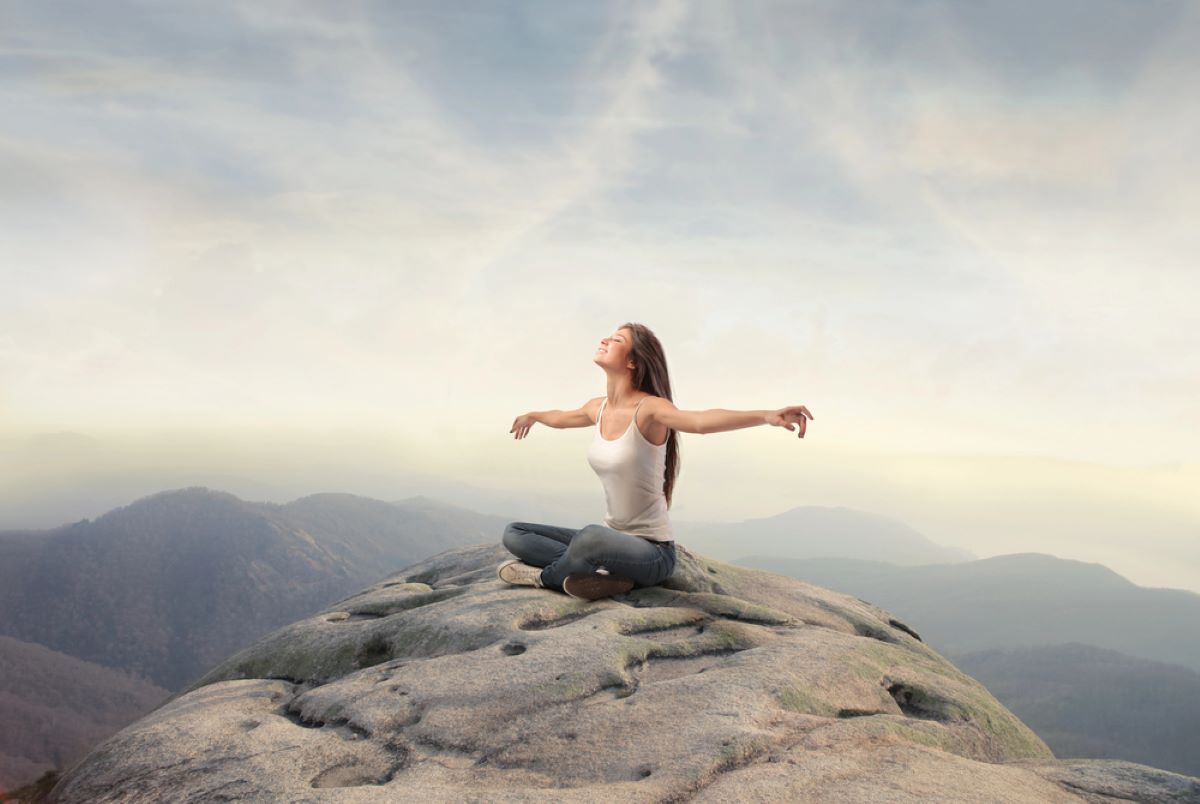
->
[765, 405, 813, 438]
[511, 413, 539, 439]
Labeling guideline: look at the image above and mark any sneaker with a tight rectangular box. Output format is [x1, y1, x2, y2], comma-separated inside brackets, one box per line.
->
[497, 559, 544, 588]
[563, 572, 635, 601]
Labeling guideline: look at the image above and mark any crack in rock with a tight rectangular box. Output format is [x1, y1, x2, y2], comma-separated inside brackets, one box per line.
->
[887, 617, 922, 642]
[518, 606, 603, 631]
[883, 678, 970, 722]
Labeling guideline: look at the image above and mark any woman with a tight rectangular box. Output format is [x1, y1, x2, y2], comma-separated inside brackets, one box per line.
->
[498, 321, 813, 601]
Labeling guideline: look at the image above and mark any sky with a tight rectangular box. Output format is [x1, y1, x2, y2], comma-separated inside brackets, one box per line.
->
[1, 1, 1198, 591]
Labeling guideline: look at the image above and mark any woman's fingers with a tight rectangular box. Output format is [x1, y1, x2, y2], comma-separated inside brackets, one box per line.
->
[511, 416, 534, 439]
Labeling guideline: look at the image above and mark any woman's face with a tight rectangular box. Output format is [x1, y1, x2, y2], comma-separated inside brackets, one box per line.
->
[594, 327, 634, 370]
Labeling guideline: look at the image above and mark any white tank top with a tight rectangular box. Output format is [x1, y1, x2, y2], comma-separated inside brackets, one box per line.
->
[585, 396, 674, 542]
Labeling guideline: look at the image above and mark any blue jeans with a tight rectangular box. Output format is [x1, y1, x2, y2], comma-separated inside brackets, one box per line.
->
[502, 521, 677, 592]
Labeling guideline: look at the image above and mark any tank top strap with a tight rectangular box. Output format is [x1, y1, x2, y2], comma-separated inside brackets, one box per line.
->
[633, 395, 646, 424]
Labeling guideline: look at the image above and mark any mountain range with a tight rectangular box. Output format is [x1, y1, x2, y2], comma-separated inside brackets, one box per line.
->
[0, 487, 508, 691]
[2, 487, 1197, 791]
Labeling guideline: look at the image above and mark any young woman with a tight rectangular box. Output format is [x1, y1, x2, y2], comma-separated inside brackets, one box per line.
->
[498, 321, 813, 601]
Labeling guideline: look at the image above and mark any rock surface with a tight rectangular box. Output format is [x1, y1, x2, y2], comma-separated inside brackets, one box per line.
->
[50, 545, 1200, 802]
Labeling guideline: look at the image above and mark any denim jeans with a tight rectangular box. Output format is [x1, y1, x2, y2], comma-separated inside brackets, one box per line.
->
[501, 521, 677, 592]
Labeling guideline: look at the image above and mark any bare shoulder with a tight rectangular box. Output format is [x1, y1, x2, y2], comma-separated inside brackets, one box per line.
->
[640, 394, 676, 423]
[641, 395, 702, 435]
[583, 395, 605, 423]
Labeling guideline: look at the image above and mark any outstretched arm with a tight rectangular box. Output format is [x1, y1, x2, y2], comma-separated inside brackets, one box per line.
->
[510, 397, 603, 439]
[648, 398, 813, 437]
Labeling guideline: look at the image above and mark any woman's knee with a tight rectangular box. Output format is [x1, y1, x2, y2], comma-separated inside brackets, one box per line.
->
[502, 521, 530, 552]
[570, 525, 615, 557]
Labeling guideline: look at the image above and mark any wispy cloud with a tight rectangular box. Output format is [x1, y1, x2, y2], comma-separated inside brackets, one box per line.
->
[1, 0, 1198, 592]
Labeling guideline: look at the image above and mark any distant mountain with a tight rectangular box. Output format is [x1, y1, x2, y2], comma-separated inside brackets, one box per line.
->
[677, 505, 975, 565]
[737, 552, 1200, 671]
[947, 643, 1200, 778]
[0, 430, 595, 531]
[0, 487, 508, 690]
[0, 634, 168, 792]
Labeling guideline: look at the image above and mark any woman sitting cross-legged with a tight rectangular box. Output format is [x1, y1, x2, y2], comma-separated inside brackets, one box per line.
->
[499, 320, 813, 601]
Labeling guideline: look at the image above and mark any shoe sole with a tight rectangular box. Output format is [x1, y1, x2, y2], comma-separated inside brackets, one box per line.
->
[563, 573, 635, 600]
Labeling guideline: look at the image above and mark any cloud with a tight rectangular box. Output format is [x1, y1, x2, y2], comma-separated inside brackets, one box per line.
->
[1, 0, 1197, 596]
[0, 0, 1197, 465]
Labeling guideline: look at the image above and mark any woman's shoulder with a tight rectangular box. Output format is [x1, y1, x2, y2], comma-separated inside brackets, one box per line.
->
[638, 393, 675, 410]
[635, 394, 672, 415]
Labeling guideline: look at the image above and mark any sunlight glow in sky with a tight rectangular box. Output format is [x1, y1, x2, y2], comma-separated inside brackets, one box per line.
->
[2, 1, 1198, 591]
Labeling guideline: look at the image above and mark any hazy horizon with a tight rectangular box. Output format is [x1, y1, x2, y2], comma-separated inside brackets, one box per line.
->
[3, 427, 1197, 595]
[3, 4, 1198, 595]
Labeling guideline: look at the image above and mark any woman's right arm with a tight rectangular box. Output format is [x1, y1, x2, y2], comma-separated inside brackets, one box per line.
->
[511, 398, 601, 438]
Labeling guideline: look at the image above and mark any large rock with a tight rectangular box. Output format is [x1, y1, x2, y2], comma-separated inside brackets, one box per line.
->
[50, 545, 1200, 802]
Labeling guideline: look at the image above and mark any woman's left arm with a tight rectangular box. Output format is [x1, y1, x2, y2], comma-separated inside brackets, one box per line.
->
[650, 399, 813, 437]
[762, 405, 813, 438]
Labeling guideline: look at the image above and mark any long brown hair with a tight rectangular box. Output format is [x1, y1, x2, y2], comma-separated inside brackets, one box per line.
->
[619, 321, 681, 508]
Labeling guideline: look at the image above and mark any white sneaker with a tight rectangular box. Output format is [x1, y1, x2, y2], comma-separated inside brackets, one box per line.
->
[497, 559, 544, 588]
